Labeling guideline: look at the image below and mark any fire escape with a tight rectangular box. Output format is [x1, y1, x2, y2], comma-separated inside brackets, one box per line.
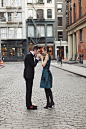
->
[28, 0, 44, 45]
[6, 0, 25, 46]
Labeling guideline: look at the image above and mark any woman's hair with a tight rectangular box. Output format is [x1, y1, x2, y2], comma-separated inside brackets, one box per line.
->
[43, 46, 51, 53]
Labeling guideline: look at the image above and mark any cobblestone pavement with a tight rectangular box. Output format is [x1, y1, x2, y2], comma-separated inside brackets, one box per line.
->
[0, 62, 86, 129]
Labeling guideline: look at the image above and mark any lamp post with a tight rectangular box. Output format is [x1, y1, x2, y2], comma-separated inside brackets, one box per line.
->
[60, 39, 62, 66]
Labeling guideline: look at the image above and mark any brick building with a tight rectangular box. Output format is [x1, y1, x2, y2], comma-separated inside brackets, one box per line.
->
[66, 0, 86, 64]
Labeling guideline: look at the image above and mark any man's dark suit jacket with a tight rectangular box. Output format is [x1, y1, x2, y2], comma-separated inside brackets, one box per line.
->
[24, 52, 38, 79]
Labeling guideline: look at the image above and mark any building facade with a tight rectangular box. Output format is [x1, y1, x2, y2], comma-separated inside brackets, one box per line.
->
[55, 0, 68, 60]
[66, 0, 86, 64]
[25, 0, 55, 58]
[0, 0, 26, 61]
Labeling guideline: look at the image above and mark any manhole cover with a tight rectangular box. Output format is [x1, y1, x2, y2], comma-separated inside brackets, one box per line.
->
[47, 125, 75, 129]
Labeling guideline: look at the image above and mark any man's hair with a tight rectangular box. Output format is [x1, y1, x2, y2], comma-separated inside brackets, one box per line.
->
[33, 45, 39, 51]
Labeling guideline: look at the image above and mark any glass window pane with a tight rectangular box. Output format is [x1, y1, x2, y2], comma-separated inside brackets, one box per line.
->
[41, 26, 45, 37]
[28, 0, 32, 3]
[47, 26, 53, 37]
[17, 28, 22, 38]
[9, 28, 14, 38]
[28, 26, 34, 37]
[28, 9, 33, 18]
[1, 28, 6, 39]
[57, 4, 62, 8]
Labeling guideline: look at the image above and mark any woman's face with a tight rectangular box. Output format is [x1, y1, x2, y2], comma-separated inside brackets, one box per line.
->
[42, 48, 46, 55]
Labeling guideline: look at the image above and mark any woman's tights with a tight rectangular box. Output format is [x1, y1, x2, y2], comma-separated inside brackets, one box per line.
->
[44, 88, 53, 105]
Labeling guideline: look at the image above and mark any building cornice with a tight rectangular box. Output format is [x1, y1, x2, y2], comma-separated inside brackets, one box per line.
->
[66, 16, 86, 32]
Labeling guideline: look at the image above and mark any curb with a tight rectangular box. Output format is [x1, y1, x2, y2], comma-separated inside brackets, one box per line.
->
[51, 64, 86, 78]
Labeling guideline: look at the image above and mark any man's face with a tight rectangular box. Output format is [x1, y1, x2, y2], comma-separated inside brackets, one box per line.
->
[34, 49, 40, 55]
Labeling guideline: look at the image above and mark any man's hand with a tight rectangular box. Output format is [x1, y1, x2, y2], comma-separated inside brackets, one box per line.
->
[36, 53, 42, 59]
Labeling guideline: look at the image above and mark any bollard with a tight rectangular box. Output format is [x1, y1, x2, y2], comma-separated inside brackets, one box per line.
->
[0, 60, 3, 66]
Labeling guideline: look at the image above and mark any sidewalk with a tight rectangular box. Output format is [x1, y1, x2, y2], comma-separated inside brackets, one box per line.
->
[51, 62, 86, 78]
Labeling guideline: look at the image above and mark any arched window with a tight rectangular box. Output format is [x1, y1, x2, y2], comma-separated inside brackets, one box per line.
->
[37, 9, 44, 19]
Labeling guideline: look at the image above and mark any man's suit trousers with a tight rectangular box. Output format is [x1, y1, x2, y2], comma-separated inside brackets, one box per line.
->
[25, 78, 33, 107]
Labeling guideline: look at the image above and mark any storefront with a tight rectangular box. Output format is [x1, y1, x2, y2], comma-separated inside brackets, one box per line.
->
[28, 43, 54, 58]
[1, 40, 26, 61]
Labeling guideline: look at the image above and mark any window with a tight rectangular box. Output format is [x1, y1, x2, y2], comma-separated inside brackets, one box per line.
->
[17, 28, 22, 38]
[28, 26, 34, 37]
[37, 26, 45, 37]
[73, 3, 76, 22]
[58, 17, 62, 26]
[47, 0, 52, 3]
[36, 0, 43, 3]
[28, 9, 33, 18]
[27, 0, 33, 3]
[0, 12, 6, 22]
[17, 0, 21, 6]
[16, 13, 22, 22]
[9, 28, 14, 39]
[9, 48, 15, 56]
[80, 29, 82, 41]
[58, 31, 63, 41]
[47, 9, 52, 18]
[79, 0, 82, 17]
[70, 7, 72, 24]
[37, 9, 44, 19]
[1, 28, 6, 39]
[57, 3, 62, 12]
[7, 0, 14, 6]
[8, 13, 13, 22]
[0, 0, 5, 7]
[47, 26, 53, 37]
[2, 47, 7, 57]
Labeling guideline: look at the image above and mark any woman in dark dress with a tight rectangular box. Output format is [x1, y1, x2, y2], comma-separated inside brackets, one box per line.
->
[40, 46, 55, 109]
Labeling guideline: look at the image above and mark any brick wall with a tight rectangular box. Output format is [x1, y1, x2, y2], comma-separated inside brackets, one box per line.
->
[78, 27, 86, 60]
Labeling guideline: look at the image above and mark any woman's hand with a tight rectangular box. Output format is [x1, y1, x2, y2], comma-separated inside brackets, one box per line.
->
[40, 55, 43, 60]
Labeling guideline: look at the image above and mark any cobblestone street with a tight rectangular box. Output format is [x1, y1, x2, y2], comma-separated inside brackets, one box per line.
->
[0, 62, 86, 129]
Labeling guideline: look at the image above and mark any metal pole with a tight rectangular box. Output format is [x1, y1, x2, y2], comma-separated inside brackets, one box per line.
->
[0, 28, 2, 61]
[60, 39, 62, 66]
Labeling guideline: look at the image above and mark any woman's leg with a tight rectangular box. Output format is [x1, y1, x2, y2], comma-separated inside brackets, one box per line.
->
[49, 89, 54, 105]
[44, 88, 49, 106]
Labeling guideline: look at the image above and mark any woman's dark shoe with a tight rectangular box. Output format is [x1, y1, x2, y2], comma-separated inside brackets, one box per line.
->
[44, 103, 52, 109]
[51, 102, 55, 107]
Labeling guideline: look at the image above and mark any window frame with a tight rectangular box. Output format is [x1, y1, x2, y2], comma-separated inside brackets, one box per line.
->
[0, 12, 6, 22]
[27, 0, 33, 3]
[1, 28, 7, 39]
[57, 3, 62, 12]
[17, 28, 22, 39]
[47, 26, 53, 37]
[58, 17, 62, 26]
[36, 26, 45, 37]
[8, 28, 14, 39]
[28, 9, 33, 18]
[47, 9, 52, 18]
[80, 29, 83, 41]
[58, 31, 63, 41]
[28, 26, 34, 37]
[47, 0, 52, 3]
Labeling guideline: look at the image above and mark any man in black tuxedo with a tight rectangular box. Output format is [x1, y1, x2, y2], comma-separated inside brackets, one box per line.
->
[24, 45, 41, 110]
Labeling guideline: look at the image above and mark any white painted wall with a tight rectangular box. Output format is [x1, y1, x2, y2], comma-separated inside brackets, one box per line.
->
[25, 0, 55, 20]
